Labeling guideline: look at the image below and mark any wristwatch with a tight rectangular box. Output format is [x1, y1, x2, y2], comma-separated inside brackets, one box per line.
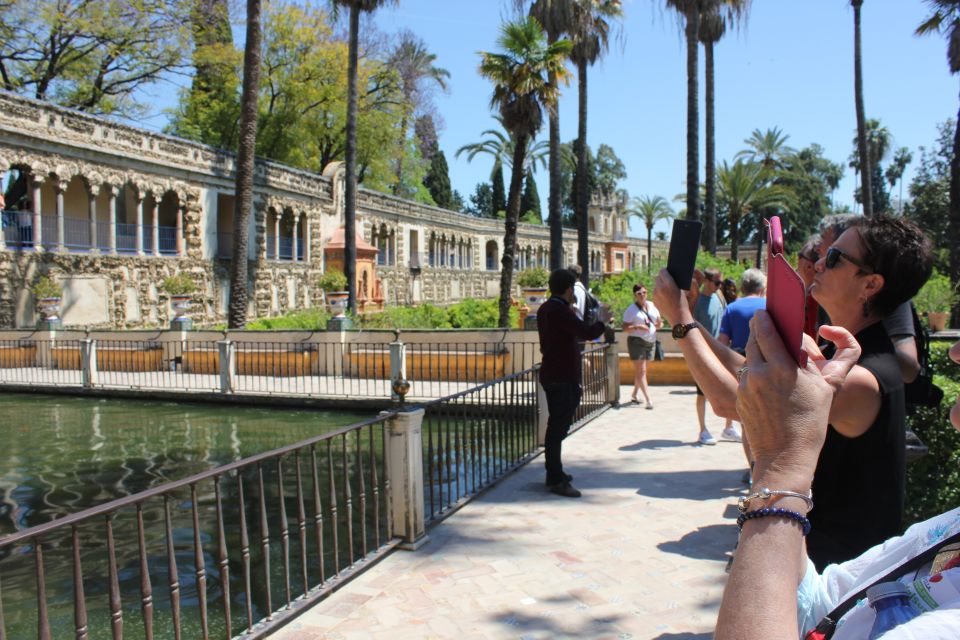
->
[671, 322, 699, 340]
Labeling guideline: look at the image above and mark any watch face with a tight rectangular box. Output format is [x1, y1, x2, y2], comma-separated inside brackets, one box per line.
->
[672, 323, 693, 339]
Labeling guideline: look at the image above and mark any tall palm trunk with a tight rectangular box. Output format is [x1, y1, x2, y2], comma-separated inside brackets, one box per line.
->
[684, 7, 700, 223]
[393, 111, 408, 196]
[575, 58, 589, 286]
[548, 67, 563, 271]
[730, 212, 740, 264]
[852, 0, 873, 218]
[755, 216, 764, 268]
[228, 0, 262, 329]
[950, 83, 960, 327]
[344, 5, 360, 313]
[646, 227, 653, 274]
[703, 38, 717, 254]
[499, 133, 529, 328]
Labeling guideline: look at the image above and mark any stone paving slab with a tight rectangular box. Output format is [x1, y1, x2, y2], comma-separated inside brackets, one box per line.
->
[273, 385, 748, 640]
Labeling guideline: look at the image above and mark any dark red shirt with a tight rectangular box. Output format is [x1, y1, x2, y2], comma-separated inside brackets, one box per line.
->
[537, 295, 606, 384]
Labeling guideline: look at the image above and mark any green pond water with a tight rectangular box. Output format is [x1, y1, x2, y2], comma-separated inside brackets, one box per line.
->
[0, 392, 368, 639]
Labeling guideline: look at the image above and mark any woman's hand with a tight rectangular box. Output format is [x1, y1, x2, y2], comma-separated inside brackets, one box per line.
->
[736, 311, 861, 488]
[653, 269, 691, 326]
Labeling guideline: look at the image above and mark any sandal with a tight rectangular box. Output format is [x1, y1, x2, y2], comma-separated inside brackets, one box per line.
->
[630, 397, 640, 405]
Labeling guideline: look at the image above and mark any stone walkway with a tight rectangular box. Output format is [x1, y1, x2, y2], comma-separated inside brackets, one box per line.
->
[273, 385, 749, 640]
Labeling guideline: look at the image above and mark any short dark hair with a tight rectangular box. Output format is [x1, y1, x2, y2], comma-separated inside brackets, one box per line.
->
[567, 263, 582, 277]
[549, 268, 577, 295]
[850, 215, 933, 317]
[632, 283, 646, 294]
[703, 267, 721, 283]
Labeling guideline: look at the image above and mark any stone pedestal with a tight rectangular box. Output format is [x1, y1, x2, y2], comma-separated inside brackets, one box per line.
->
[326, 316, 353, 331]
[38, 318, 62, 330]
[170, 318, 193, 331]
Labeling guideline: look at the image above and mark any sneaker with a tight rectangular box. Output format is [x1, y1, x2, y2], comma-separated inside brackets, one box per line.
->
[544, 472, 574, 486]
[698, 430, 717, 446]
[721, 425, 743, 442]
[547, 481, 582, 498]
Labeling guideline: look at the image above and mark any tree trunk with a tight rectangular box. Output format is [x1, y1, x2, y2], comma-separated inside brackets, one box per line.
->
[704, 39, 717, 254]
[498, 133, 529, 328]
[548, 68, 563, 271]
[393, 112, 408, 196]
[576, 58, 589, 287]
[228, 0, 262, 329]
[950, 84, 960, 328]
[685, 7, 700, 223]
[646, 227, 652, 274]
[730, 213, 740, 264]
[344, 5, 360, 314]
[755, 216, 764, 268]
[853, 1, 873, 218]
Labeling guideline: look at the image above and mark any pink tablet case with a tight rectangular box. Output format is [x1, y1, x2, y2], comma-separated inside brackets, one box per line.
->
[766, 216, 807, 367]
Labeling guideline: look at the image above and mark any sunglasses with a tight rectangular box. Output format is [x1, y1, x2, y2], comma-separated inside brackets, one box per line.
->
[798, 253, 817, 263]
[824, 247, 873, 274]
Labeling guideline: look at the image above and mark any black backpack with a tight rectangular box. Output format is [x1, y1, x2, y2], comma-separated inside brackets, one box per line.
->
[904, 302, 944, 411]
[583, 288, 601, 325]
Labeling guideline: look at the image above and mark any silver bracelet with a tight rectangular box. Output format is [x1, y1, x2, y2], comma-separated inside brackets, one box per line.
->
[738, 487, 813, 513]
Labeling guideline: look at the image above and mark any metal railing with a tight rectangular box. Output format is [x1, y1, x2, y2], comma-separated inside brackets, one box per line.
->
[2, 213, 178, 254]
[0, 413, 396, 640]
[574, 342, 610, 426]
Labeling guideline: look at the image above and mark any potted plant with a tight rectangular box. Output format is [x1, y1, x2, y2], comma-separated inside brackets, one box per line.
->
[32, 276, 62, 325]
[516, 266, 550, 316]
[318, 267, 349, 318]
[914, 272, 958, 332]
[161, 273, 197, 324]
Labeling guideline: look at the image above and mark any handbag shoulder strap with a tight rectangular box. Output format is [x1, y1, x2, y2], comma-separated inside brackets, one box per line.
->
[808, 528, 960, 639]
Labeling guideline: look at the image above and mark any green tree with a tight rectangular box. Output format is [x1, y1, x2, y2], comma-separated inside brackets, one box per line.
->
[0, 0, 191, 116]
[849, 118, 892, 213]
[594, 143, 627, 197]
[627, 195, 674, 273]
[715, 160, 794, 263]
[775, 145, 844, 251]
[520, 169, 543, 222]
[424, 150, 454, 209]
[228, 0, 263, 329]
[491, 158, 507, 215]
[904, 120, 955, 273]
[467, 182, 495, 217]
[570, 0, 623, 288]
[479, 17, 572, 327]
[885, 146, 913, 214]
[851, 0, 874, 217]
[736, 126, 795, 264]
[331, 0, 398, 315]
[388, 31, 450, 197]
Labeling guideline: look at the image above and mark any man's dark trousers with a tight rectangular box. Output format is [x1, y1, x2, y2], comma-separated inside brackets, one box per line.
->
[543, 381, 582, 485]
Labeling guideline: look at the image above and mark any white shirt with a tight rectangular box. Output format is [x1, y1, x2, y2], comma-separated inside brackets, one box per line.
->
[798, 507, 960, 639]
[622, 301, 660, 342]
[572, 281, 587, 320]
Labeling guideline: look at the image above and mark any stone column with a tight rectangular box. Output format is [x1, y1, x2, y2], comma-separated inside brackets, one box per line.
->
[31, 178, 43, 251]
[384, 408, 429, 549]
[81, 339, 98, 388]
[303, 213, 311, 263]
[55, 181, 66, 252]
[605, 342, 621, 407]
[135, 194, 144, 255]
[273, 211, 281, 260]
[389, 338, 407, 403]
[87, 187, 99, 254]
[176, 205, 184, 256]
[151, 199, 160, 256]
[107, 186, 117, 255]
[218, 340, 235, 393]
[291, 213, 300, 262]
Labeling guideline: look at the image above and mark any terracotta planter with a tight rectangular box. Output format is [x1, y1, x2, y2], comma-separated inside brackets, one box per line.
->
[170, 294, 192, 321]
[927, 311, 949, 332]
[325, 291, 349, 318]
[37, 297, 61, 322]
[521, 287, 548, 315]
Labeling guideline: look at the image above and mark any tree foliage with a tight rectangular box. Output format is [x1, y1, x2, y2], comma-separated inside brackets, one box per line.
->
[424, 149, 454, 209]
[904, 120, 955, 273]
[520, 169, 542, 223]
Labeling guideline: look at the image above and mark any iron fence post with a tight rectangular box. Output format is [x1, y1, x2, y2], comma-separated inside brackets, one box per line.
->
[389, 337, 407, 403]
[605, 343, 620, 407]
[384, 408, 429, 550]
[80, 338, 98, 388]
[218, 340, 235, 393]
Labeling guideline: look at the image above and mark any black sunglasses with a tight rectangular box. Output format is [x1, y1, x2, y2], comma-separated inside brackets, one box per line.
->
[824, 247, 873, 274]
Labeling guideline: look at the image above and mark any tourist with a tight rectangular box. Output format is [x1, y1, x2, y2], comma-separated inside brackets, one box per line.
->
[715, 313, 960, 640]
[654, 215, 933, 570]
[721, 277, 738, 306]
[797, 235, 820, 338]
[537, 268, 612, 498]
[568, 263, 587, 320]
[622, 283, 661, 409]
[691, 267, 725, 444]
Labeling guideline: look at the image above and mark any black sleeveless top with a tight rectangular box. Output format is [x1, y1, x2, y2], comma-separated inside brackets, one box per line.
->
[807, 321, 905, 571]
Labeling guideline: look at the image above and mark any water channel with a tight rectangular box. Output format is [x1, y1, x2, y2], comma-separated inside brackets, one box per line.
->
[0, 392, 368, 639]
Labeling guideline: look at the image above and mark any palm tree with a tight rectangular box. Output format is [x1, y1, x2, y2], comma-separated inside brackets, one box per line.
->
[884, 146, 912, 214]
[916, 0, 960, 325]
[570, 0, 623, 289]
[627, 195, 674, 273]
[455, 118, 550, 174]
[389, 32, 450, 197]
[849, 118, 891, 212]
[851, 0, 873, 217]
[228, 0, 263, 329]
[479, 17, 572, 327]
[716, 160, 794, 264]
[736, 126, 794, 264]
[331, 0, 398, 315]
[698, 0, 751, 255]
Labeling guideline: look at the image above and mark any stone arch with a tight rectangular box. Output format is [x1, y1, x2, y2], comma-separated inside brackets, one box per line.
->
[485, 239, 498, 270]
[428, 231, 437, 267]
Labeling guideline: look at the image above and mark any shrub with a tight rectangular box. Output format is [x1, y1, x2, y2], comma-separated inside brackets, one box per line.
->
[516, 266, 549, 289]
[317, 268, 348, 293]
[246, 308, 330, 330]
[915, 271, 959, 314]
[161, 273, 196, 295]
[31, 276, 61, 300]
[905, 340, 960, 526]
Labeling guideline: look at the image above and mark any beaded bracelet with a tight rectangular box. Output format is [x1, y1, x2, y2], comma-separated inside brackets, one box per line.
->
[736, 507, 812, 536]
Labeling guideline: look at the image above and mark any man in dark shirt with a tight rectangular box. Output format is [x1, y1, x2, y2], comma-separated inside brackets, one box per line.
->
[537, 268, 610, 497]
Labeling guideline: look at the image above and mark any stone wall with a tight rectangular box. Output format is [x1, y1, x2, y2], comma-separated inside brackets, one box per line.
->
[0, 92, 659, 329]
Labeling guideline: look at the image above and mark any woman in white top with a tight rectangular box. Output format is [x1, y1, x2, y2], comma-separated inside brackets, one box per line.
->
[621, 284, 661, 408]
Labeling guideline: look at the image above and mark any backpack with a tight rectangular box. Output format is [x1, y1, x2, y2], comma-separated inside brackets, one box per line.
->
[904, 302, 944, 411]
[583, 288, 601, 325]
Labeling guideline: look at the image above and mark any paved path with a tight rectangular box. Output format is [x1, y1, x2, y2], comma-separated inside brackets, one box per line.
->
[273, 385, 749, 640]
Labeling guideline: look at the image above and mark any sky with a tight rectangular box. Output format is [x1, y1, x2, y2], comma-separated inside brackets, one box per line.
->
[136, 1, 958, 240]
[370, 0, 957, 238]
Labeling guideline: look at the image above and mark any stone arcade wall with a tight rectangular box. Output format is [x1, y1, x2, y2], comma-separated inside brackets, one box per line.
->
[0, 92, 656, 329]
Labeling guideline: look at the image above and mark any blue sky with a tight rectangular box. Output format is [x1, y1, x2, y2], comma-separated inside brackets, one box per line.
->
[372, 0, 957, 238]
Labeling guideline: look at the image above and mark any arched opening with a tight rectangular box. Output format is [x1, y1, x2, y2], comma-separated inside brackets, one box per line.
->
[2, 165, 34, 248]
[116, 182, 141, 253]
[589, 217, 596, 233]
[158, 191, 180, 255]
[408, 229, 420, 268]
[428, 232, 436, 267]
[485, 240, 498, 270]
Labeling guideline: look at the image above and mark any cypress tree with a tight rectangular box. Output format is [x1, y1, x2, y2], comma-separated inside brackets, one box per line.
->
[491, 159, 506, 216]
[520, 169, 542, 222]
[424, 150, 454, 209]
